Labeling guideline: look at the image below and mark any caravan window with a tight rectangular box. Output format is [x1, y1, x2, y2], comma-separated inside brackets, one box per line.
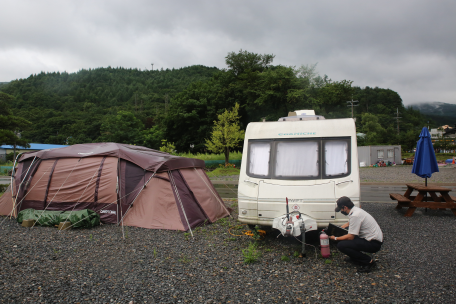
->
[246, 137, 351, 180]
[247, 141, 271, 177]
[274, 141, 319, 178]
[324, 140, 348, 176]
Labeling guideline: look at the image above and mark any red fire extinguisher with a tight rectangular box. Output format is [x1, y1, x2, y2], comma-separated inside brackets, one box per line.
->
[320, 230, 330, 258]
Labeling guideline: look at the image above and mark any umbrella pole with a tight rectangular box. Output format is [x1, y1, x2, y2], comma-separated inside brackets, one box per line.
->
[425, 177, 428, 212]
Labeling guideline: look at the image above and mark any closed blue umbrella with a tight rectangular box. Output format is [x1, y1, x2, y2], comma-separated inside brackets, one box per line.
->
[412, 127, 439, 186]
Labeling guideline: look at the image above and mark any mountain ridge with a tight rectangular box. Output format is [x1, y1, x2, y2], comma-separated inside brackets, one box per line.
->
[409, 102, 456, 127]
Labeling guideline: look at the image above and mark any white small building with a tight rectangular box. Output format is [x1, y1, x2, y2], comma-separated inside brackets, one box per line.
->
[357, 145, 402, 166]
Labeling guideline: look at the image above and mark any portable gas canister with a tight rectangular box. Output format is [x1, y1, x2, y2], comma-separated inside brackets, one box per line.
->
[320, 230, 330, 258]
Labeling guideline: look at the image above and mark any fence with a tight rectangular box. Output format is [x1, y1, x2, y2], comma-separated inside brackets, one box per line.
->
[204, 160, 241, 168]
[0, 166, 13, 174]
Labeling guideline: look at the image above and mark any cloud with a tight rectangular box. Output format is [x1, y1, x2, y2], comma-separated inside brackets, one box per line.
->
[0, 0, 455, 105]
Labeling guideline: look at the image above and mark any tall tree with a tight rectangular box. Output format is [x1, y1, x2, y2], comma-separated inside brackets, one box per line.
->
[0, 92, 31, 149]
[98, 111, 144, 144]
[206, 103, 245, 165]
[225, 49, 275, 76]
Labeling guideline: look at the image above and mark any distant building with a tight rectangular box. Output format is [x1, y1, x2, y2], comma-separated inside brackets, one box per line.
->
[357, 145, 402, 167]
[0, 143, 69, 162]
[430, 127, 455, 152]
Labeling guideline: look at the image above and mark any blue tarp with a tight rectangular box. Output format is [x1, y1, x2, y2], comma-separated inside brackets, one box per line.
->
[412, 127, 439, 179]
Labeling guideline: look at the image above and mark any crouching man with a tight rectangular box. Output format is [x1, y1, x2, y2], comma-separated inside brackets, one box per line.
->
[330, 196, 383, 273]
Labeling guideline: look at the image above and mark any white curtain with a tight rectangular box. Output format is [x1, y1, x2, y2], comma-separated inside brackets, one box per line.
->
[249, 142, 270, 176]
[325, 141, 348, 176]
[275, 141, 319, 177]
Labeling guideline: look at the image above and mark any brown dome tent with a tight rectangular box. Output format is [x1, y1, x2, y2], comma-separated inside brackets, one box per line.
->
[0, 143, 230, 231]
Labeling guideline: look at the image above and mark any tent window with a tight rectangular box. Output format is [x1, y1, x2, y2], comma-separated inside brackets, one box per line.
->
[324, 141, 348, 176]
[387, 149, 394, 158]
[274, 141, 319, 177]
[247, 142, 271, 177]
[377, 150, 384, 159]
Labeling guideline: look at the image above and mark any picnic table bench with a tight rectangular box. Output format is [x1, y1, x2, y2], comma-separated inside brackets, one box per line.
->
[390, 183, 456, 217]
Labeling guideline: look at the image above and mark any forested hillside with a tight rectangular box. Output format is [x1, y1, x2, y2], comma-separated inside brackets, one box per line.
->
[0, 50, 429, 153]
[409, 102, 456, 127]
[1, 65, 218, 146]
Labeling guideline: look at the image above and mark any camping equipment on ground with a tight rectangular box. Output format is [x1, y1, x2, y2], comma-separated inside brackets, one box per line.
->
[272, 197, 317, 257]
[0, 143, 230, 232]
[411, 127, 439, 186]
[325, 223, 348, 237]
[17, 208, 100, 228]
[320, 230, 330, 258]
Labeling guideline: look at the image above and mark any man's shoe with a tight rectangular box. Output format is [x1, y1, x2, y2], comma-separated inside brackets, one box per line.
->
[357, 261, 376, 273]
[344, 257, 361, 265]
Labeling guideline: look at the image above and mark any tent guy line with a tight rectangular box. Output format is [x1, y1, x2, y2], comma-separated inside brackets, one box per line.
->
[116, 172, 155, 232]
[169, 170, 194, 238]
[193, 167, 232, 218]
[12, 156, 37, 216]
[0, 164, 52, 225]
[31, 158, 82, 229]
[58, 163, 102, 232]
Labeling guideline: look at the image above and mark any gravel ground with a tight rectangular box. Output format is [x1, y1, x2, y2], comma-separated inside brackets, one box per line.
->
[1, 200, 456, 303]
[360, 165, 456, 183]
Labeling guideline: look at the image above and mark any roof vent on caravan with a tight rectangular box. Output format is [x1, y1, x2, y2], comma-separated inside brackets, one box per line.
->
[278, 109, 325, 121]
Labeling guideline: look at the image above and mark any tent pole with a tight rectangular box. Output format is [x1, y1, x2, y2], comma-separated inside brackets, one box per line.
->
[32, 158, 82, 229]
[11, 156, 36, 218]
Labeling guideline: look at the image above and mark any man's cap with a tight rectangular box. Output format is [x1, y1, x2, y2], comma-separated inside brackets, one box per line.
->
[335, 196, 353, 212]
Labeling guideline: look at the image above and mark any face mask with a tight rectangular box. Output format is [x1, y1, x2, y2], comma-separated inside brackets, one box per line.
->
[341, 210, 348, 216]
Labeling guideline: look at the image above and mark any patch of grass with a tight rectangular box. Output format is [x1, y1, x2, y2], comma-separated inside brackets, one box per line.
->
[242, 243, 261, 264]
[217, 217, 230, 226]
[227, 237, 237, 241]
[176, 152, 242, 161]
[324, 259, 332, 264]
[206, 167, 240, 178]
[280, 255, 290, 262]
[179, 255, 191, 263]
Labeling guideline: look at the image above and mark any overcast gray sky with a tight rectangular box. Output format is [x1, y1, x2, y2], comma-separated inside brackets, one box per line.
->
[1, 0, 455, 105]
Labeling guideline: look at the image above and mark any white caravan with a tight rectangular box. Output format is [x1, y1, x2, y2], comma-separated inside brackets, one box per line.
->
[238, 111, 360, 229]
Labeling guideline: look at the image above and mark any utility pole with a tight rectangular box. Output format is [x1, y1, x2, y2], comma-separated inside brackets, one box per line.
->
[346, 97, 359, 118]
[151, 63, 154, 71]
[394, 108, 401, 135]
[164, 94, 169, 115]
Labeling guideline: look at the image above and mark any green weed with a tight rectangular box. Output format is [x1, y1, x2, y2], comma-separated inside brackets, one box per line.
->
[281, 255, 290, 262]
[179, 255, 191, 263]
[242, 243, 261, 264]
[325, 259, 332, 264]
[293, 251, 300, 258]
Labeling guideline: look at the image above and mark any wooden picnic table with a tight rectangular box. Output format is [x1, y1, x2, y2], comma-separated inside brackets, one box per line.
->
[390, 183, 456, 217]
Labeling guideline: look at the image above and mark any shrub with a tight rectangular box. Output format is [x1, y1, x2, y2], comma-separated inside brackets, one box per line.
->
[242, 243, 261, 264]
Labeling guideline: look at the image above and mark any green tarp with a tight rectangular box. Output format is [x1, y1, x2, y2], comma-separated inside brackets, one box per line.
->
[17, 208, 100, 228]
